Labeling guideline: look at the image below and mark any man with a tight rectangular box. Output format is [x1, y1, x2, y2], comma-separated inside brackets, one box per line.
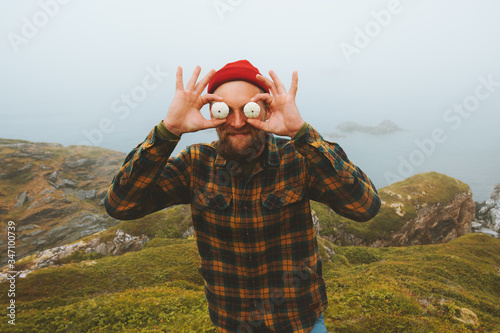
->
[105, 60, 381, 332]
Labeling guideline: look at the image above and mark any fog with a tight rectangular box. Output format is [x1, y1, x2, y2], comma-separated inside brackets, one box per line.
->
[1, 0, 499, 200]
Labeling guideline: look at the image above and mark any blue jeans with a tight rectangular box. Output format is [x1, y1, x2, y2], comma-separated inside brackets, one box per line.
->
[310, 313, 328, 333]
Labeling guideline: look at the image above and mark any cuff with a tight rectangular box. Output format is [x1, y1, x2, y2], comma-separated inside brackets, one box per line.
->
[156, 120, 181, 140]
[292, 122, 309, 141]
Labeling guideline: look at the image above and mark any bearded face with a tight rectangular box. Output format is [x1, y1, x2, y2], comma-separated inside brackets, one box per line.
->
[211, 81, 269, 163]
[216, 123, 267, 162]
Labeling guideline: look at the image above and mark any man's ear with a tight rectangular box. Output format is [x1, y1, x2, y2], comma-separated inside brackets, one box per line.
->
[208, 102, 214, 120]
[264, 106, 271, 121]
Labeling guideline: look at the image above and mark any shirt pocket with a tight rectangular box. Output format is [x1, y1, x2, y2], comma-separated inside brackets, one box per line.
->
[260, 185, 306, 238]
[193, 188, 232, 211]
[261, 185, 305, 210]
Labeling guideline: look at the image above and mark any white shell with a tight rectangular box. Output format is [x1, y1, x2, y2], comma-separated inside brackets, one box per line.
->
[211, 102, 229, 119]
[243, 102, 261, 118]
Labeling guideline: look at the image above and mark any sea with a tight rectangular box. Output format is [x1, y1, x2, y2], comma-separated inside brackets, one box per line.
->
[2, 116, 499, 203]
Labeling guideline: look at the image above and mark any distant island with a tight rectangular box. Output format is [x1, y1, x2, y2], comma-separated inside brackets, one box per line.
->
[337, 120, 403, 135]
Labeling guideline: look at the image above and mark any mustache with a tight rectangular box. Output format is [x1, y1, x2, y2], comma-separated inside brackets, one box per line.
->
[219, 126, 257, 136]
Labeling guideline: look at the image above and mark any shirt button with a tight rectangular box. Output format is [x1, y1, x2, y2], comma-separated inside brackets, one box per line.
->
[149, 138, 154, 144]
[280, 196, 286, 203]
[308, 137, 314, 143]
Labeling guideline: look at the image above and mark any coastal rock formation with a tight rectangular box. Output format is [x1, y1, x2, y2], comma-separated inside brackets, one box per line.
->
[316, 172, 475, 247]
[473, 183, 500, 238]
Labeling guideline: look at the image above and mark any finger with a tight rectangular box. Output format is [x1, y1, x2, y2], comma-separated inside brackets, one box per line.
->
[269, 70, 286, 95]
[195, 69, 216, 95]
[246, 118, 270, 132]
[175, 66, 184, 91]
[289, 71, 298, 98]
[203, 118, 227, 129]
[200, 93, 224, 106]
[250, 93, 273, 105]
[186, 66, 201, 91]
[256, 74, 278, 97]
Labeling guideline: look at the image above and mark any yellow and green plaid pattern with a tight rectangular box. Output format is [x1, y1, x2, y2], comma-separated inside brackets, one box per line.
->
[105, 124, 381, 332]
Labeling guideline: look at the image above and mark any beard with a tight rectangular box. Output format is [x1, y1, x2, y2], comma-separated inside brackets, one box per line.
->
[216, 125, 267, 163]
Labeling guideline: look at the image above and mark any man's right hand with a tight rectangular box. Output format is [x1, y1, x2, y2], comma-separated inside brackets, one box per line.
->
[162, 66, 226, 136]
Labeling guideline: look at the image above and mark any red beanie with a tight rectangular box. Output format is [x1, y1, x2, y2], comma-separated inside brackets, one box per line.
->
[208, 60, 270, 94]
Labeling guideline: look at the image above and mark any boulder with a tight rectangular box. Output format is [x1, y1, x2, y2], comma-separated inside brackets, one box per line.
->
[15, 191, 28, 208]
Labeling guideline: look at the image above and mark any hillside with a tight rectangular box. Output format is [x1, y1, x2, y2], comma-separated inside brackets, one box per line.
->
[0, 138, 128, 264]
[0, 136, 477, 267]
[1, 138, 499, 331]
[0, 233, 499, 332]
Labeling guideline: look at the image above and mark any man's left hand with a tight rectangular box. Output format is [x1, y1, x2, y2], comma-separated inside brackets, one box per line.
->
[247, 70, 305, 138]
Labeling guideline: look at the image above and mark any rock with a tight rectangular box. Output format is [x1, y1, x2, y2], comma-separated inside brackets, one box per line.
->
[60, 179, 78, 188]
[94, 229, 150, 256]
[182, 226, 195, 239]
[312, 210, 320, 236]
[387, 193, 474, 246]
[0, 228, 150, 281]
[18, 224, 40, 231]
[24, 229, 44, 238]
[15, 191, 28, 208]
[64, 158, 96, 169]
[40, 188, 55, 196]
[45, 171, 77, 189]
[27, 201, 39, 211]
[34, 241, 88, 269]
[76, 189, 97, 201]
[473, 183, 500, 237]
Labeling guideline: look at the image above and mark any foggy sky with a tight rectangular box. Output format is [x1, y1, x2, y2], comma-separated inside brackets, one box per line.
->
[1, 0, 500, 198]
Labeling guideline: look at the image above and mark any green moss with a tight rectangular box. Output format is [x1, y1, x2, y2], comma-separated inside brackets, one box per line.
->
[1, 234, 498, 332]
[58, 250, 105, 265]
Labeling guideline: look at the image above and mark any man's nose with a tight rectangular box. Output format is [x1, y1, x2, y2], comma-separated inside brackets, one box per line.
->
[229, 109, 247, 129]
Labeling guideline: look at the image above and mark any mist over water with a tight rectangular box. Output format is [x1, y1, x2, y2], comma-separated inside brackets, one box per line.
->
[1, 1, 499, 202]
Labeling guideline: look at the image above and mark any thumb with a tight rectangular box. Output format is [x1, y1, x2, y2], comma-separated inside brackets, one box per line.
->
[247, 119, 270, 132]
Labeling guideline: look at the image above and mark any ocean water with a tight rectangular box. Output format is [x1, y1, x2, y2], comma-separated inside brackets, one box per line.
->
[102, 121, 499, 203]
[2, 116, 498, 203]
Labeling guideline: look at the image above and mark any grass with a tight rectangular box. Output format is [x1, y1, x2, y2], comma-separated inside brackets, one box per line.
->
[1, 233, 499, 332]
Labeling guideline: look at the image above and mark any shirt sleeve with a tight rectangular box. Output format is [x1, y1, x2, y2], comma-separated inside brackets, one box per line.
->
[292, 124, 381, 222]
[104, 125, 192, 220]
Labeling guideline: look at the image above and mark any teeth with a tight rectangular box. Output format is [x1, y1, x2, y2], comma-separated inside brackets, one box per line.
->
[244, 102, 261, 118]
[211, 102, 229, 119]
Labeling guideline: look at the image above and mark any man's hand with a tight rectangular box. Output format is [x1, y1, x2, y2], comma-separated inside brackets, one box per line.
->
[162, 66, 226, 136]
[247, 70, 305, 138]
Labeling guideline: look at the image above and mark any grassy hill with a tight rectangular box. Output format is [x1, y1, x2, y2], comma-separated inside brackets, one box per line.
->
[313, 172, 474, 246]
[1, 233, 499, 332]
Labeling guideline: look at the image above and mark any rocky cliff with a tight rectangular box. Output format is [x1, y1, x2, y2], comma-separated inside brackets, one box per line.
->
[473, 183, 500, 237]
[0, 138, 127, 264]
[315, 172, 476, 247]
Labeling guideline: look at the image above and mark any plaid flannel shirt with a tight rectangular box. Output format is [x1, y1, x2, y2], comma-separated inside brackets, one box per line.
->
[105, 123, 381, 332]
